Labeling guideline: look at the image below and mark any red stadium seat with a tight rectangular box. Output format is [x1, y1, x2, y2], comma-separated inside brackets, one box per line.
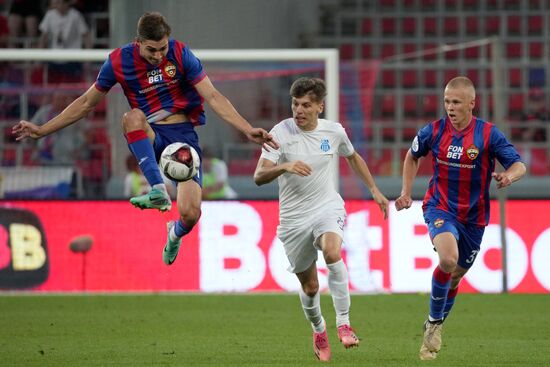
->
[381, 70, 396, 88]
[381, 43, 396, 58]
[464, 46, 480, 59]
[423, 94, 439, 117]
[465, 16, 479, 35]
[361, 18, 373, 35]
[423, 17, 437, 35]
[508, 93, 525, 118]
[509, 68, 522, 87]
[485, 70, 493, 88]
[445, 49, 460, 60]
[402, 69, 417, 88]
[361, 44, 372, 59]
[424, 70, 437, 87]
[444, 69, 459, 83]
[443, 17, 459, 35]
[382, 18, 396, 35]
[402, 43, 416, 55]
[381, 94, 396, 117]
[423, 43, 438, 60]
[529, 42, 544, 59]
[485, 16, 500, 35]
[466, 69, 479, 85]
[528, 15, 543, 35]
[529, 148, 550, 176]
[404, 95, 418, 117]
[402, 17, 416, 34]
[507, 15, 521, 35]
[506, 42, 522, 59]
[339, 44, 355, 60]
[421, 0, 437, 9]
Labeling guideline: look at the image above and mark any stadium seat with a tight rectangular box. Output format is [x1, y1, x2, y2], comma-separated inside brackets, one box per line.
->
[402, 17, 416, 35]
[465, 16, 479, 35]
[507, 15, 521, 35]
[424, 69, 437, 87]
[381, 70, 396, 88]
[444, 69, 459, 83]
[485, 70, 493, 88]
[443, 17, 459, 35]
[445, 48, 460, 60]
[381, 94, 396, 117]
[382, 18, 396, 35]
[361, 18, 373, 35]
[423, 43, 438, 60]
[339, 44, 355, 60]
[466, 69, 479, 85]
[528, 15, 543, 35]
[508, 93, 525, 119]
[402, 43, 416, 56]
[404, 95, 418, 117]
[485, 16, 500, 35]
[381, 43, 396, 58]
[463, 0, 479, 9]
[529, 42, 544, 59]
[506, 42, 522, 59]
[361, 44, 372, 59]
[509, 68, 522, 87]
[422, 94, 439, 117]
[464, 46, 480, 59]
[421, 0, 437, 9]
[402, 69, 417, 89]
[423, 17, 437, 35]
[529, 148, 550, 176]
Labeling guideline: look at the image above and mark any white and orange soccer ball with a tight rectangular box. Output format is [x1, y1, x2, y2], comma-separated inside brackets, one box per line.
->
[159, 142, 200, 182]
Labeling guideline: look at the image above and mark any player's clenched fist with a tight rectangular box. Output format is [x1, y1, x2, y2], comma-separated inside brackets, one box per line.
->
[395, 194, 413, 211]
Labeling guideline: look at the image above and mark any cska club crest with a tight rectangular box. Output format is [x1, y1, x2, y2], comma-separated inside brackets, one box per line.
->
[434, 218, 445, 228]
[164, 62, 176, 78]
[466, 144, 479, 160]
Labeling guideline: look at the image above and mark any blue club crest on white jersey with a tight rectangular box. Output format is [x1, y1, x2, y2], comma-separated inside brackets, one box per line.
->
[320, 139, 330, 152]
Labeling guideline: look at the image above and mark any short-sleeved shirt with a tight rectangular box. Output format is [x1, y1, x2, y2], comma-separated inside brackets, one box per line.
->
[39, 8, 89, 49]
[411, 116, 522, 226]
[261, 118, 354, 224]
[94, 39, 207, 124]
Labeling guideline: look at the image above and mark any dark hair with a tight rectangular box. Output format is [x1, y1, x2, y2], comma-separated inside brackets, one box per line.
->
[136, 12, 171, 41]
[290, 77, 327, 103]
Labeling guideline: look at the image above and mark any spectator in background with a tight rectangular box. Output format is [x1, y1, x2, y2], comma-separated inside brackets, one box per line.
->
[31, 91, 85, 165]
[0, 12, 9, 47]
[7, 0, 42, 47]
[201, 148, 237, 200]
[519, 87, 547, 142]
[38, 0, 91, 82]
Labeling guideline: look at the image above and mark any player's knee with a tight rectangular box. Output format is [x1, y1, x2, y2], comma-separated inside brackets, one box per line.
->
[302, 281, 319, 297]
[179, 208, 201, 228]
[439, 257, 458, 273]
[122, 108, 147, 131]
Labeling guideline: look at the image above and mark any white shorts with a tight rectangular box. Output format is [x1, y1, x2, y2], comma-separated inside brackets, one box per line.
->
[277, 208, 346, 273]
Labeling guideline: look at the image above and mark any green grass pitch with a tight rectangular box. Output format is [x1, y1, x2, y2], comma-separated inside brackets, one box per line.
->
[1, 293, 548, 366]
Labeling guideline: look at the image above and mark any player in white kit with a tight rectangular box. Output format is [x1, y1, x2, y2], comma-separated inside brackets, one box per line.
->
[254, 77, 389, 362]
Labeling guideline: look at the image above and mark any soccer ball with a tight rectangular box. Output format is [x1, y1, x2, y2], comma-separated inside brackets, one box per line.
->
[160, 143, 200, 182]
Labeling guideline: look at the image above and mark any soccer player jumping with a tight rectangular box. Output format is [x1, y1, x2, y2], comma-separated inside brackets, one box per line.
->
[395, 76, 526, 360]
[254, 77, 389, 362]
[12, 12, 278, 266]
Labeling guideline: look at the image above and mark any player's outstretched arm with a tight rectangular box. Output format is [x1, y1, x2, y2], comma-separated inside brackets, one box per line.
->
[254, 158, 311, 186]
[195, 77, 279, 150]
[345, 151, 388, 219]
[12, 85, 106, 141]
[492, 161, 526, 189]
[395, 149, 420, 211]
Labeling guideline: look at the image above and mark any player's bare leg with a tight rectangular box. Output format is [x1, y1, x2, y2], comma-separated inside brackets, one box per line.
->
[163, 180, 201, 265]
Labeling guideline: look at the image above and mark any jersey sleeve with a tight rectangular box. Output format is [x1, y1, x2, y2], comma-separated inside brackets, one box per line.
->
[410, 123, 433, 158]
[94, 56, 117, 92]
[489, 126, 522, 169]
[260, 127, 282, 163]
[336, 124, 355, 157]
[181, 45, 206, 85]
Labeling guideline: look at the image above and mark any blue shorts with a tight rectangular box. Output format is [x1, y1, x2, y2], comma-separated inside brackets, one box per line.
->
[423, 208, 485, 269]
[151, 122, 203, 186]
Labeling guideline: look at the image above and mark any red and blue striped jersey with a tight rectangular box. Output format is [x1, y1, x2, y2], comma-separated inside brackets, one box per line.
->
[411, 116, 522, 226]
[94, 39, 207, 125]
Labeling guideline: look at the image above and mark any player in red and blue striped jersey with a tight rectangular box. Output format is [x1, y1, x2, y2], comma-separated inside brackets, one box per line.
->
[12, 12, 278, 266]
[395, 76, 526, 361]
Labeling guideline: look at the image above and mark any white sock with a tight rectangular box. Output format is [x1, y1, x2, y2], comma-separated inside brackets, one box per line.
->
[299, 288, 325, 333]
[327, 259, 351, 327]
[152, 183, 168, 195]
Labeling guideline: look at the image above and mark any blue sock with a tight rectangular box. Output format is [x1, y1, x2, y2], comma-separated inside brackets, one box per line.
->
[126, 130, 163, 187]
[429, 266, 451, 321]
[174, 220, 191, 237]
[443, 287, 459, 320]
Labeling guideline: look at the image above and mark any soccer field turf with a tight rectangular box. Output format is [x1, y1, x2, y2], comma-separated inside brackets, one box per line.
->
[1, 293, 548, 366]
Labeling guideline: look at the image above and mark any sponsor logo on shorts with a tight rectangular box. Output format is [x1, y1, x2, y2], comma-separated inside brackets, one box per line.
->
[434, 218, 444, 228]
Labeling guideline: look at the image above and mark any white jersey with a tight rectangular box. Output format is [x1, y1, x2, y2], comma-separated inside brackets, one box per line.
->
[261, 118, 354, 224]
